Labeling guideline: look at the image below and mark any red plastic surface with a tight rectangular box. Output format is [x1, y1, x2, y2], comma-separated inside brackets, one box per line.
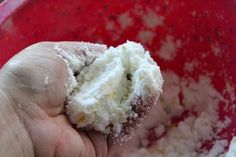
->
[0, 0, 236, 151]
[0, 0, 28, 24]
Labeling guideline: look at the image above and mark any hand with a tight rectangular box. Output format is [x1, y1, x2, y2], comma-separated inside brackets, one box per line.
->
[0, 42, 108, 157]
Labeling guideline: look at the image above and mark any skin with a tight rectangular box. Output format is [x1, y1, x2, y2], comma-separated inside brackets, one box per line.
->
[0, 42, 108, 157]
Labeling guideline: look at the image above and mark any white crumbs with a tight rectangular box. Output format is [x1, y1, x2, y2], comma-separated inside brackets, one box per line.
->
[211, 43, 221, 56]
[135, 7, 164, 45]
[105, 6, 165, 44]
[224, 82, 236, 103]
[184, 60, 199, 72]
[216, 117, 232, 134]
[136, 7, 165, 45]
[105, 20, 116, 31]
[118, 12, 134, 30]
[137, 30, 156, 45]
[157, 35, 182, 61]
[201, 140, 228, 157]
[226, 137, 236, 157]
[191, 11, 197, 17]
[142, 8, 164, 29]
[109, 71, 231, 157]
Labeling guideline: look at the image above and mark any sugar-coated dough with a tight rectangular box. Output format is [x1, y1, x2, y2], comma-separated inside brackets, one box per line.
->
[56, 41, 163, 138]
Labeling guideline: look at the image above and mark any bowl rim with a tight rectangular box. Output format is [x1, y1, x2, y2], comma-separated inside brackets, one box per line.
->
[0, 0, 29, 24]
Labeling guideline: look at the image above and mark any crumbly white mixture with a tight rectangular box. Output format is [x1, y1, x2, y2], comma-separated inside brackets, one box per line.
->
[226, 137, 236, 157]
[118, 12, 134, 30]
[201, 140, 228, 157]
[55, 41, 163, 135]
[102, 2, 235, 156]
[142, 8, 164, 29]
[108, 71, 231, 157]
[53, 42, 106, 96]
[157, 35, 182, 61]
[137, 30, 156, 45]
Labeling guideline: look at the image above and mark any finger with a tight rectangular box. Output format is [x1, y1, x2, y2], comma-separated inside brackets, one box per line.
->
[54, 115, 96, 157]
[23, 41, 107, 74]
[51, 41, 107, 73]
[24, 41, 107, 55]
[2, 41, 107, 117]
[87, 131, 108, 157]
[0, 47, 68, 117]
[53, 41, 107, 55]
[78, 130, 96, 157]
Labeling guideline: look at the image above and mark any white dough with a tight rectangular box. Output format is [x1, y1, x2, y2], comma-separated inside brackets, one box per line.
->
[58, 41, 163, 135]
[226, 137, 236, 157]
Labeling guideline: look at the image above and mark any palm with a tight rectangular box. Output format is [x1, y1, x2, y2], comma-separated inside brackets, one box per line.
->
[0, 42, 107, 157]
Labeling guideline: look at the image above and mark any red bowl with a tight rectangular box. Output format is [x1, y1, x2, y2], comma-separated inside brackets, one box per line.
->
[0, 0, 235, 153]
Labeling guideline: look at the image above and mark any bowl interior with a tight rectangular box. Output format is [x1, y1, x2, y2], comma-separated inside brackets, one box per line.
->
[0, 0, 236, 153]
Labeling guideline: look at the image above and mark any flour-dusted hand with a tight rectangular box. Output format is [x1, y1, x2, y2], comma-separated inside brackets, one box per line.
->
[0, 42, 108, 157]
[0, 41, 163, 157]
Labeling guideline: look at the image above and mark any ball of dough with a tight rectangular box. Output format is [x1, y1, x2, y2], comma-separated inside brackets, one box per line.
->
[54, 41, 163, 142]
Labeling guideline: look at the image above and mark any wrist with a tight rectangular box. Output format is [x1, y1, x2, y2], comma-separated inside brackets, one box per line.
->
[0, 88, 34, 157]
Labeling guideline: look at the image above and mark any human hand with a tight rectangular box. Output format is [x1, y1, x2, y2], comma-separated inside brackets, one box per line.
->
[0, 42, 108, 157]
